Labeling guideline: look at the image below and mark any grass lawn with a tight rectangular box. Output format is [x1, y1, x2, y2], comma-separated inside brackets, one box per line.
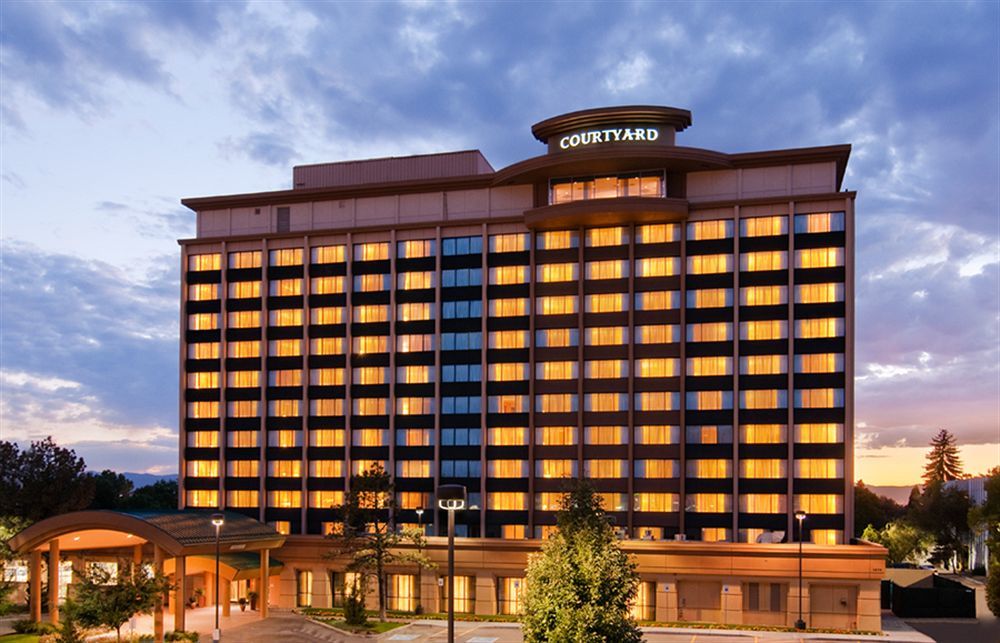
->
[318, 619, 407, 634]
[0, 634, 41, 643]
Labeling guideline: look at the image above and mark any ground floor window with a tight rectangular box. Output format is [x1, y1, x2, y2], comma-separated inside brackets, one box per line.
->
[743, 581, 785, 613]
[387, 573, 417, 612]
[441, 575, 476, 613]
[330, 571, 362, 607]
[296, 570, 313, 607]
[497, 576, 525, 615]
[629, 580, 655, 621]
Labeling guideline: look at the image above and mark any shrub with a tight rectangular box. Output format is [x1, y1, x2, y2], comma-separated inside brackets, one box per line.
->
[164, 630, 200, 642]
[13, 618, 58, 634]
[343, 591, 367, 627]
[986, 564, 1000, 618]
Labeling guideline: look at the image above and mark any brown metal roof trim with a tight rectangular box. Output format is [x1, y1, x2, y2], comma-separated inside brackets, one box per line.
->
[491, 145, 732, 186]
[523, 197, 689, 230]
[181, 174, 495, 212]
[531, 105, 693, 143]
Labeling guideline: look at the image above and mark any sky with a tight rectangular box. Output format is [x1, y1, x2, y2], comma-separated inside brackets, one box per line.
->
[1, 1, 997, 486]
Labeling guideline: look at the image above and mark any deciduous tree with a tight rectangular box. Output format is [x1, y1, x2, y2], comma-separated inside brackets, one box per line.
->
[861, 521, 933, 565]
[854, 481, 906, 537]
[522, 481, 642, 643]
[73, 560, 172, 642]
[0, 437, 95, 521]
[328, 463, 432, 621]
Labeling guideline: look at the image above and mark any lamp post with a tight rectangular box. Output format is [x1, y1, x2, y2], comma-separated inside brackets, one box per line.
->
[211, 513, 225, 643]
[415, 508, 424, 535]
[437, 485, 467, 643]
[794, 510, 807, 630]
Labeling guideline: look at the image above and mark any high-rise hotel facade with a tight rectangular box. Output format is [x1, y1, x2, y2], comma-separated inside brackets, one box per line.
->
[179, 106, 855, 549]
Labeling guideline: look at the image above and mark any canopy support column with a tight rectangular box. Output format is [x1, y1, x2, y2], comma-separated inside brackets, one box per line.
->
[30, 549, 41, 622]
[258, 549, 269, 619]
[154, 545, 164, 643]
[174, 555, 186, 632]
[48, 539, 60, 626]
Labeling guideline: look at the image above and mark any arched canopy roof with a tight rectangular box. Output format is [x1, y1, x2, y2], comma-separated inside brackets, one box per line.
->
[9, 510, 286, 558]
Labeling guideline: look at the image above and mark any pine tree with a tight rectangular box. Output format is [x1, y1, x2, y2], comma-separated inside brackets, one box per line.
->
[922, 429, 963, 484]
[522, 481, 642, 643]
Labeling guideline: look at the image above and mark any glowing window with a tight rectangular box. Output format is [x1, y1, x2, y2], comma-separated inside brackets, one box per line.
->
[741, 251, 787, 272]
[794, 212, 845, 234]
[585, 360, 627, 379]
[794, 494, 843, 514]
[228, 251, 261, 269]
[795, 353, 843, 373]
[686, 425, 733, 444]
[740, 320, 787, 341]
[488, 395, 529, 413]
[795, 318, 844, 339]
[269, 309, 303, 327]
[309, 460, 343, 477]
[635, 324, 679, 344]
[686, 493, 731, 512]
[585, 326, 627, 345]
[688, 254, 732, 274]
[226, 401, 258, 418]
[397, 397, 434, 415]
[536, 230, 577, 250]
[267, 430, 300, 447]
[740, 355, 787, 375]
[309, 429, 345, 447]
[687, 459, 730, 478]
[636, 290, 679, 310]
[397, 302, 433, 322]
[634, 493, 679, 512]
[186, 490, 218, 508]
[268, 339, 301, 357]
[536, 361, 577, 380]
[491, 460, 529, 478]
[635, 391, 680, 411]
[397, 271, 434, 291]
[636, 223, 679, 244]
[687, 322, 732, 342]
[686, 357, 731, 377]
[350, 398, 386, 416]
[634, 425, 679, 445]
[487, 493, 528, 510]
[269, 279, 303, 296]
[227, 490, 259, 508]
[584, 393, 627, 412]
[188, 253, 221, 271]
[227, 311, 260, 329]
[490, 298, 530, 317]
[584, 426, 626, 445]
[635, 256, 679, 277]
[351, 336, 386, 354]
[536, 262, 578, 282]
[268, 400, 300, 418]
[228, 281, 261, 298]
[535, 492, 565, 511]
[740, 459, 786, 479]
[188, 284, 219, 301]
[489, 233, 529, 252]
[489, 265, 529, 285]
[227, 461, 259, 477]
[268, 460, 301, 478]
[585, 227, 627, 247]
[309, 491, 344, 509]
[536, 394, 576, 413]
[396, 239, 435, 258]
[537, 295, 577, 315]
[489, 330, 529, 349]
[795, 388, 843, 408]
[795, 283, 844, 304]
[739, 389, 787, 409]
[189, 342, 220, 359]
[268, 490, 302, 508]
[311, 276, 345, 295]
[794, 423, 843, 443]
[397, 365, 432, 384]
[186, 460, 218, 477]
[354, 274, 389, 293]
[353, 242, 390, 261]
[269, 248, 302, 266]
[795, 459, 843, 479]
[188, 313, 219, 330]
[585, 293, 626, 313]
[686, 390, 733, 410]
[688, 220, 733, 240]
[187, 372, 219, 389]
[585, 260, 628, 280]
[795, 247, 844, 269]
[739, 494, 786, 513]
[740, 215, 787, 237]
[584, 459, 625, 478]
[353, 305, 388, 324]
[310, 368, 344, 386]
[535, 426, 577, 446]
[227, 371, 258, 388]
[311, 245, 346, 264]
[740, 424, 786, 444]
[227, 431, 258, 448]
[187, 431, 219, 448]
[535, 328, 577, 347]
[396, 460, 432, 478]
[740, 285, 785, 306]
[634, 460, 677, 478]
[488, 427, 528, 446]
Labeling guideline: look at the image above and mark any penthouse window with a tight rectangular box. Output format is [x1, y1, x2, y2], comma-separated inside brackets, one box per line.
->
[688, 220, 733, 240]
[311, 245, 346, 263]
[489, 233, 529, 253]
[189, 253, 221, 271]
[636, 223, 680, 244]
[397, 239, 435, 258]
[795, 212, 845, 234]
[269, 248, 303, 266]
[354, 242, 389, 261]
[740, 216, 787, 237]
[549, 171, 664, 204]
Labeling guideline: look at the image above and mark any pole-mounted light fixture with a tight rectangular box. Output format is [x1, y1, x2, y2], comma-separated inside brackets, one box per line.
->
[794, 510, 807, 630]
[211, 513, 225, 643]
[437, 485, 467, 643]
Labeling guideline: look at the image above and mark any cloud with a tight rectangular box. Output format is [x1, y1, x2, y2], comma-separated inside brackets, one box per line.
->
[0, 242, 179, 473]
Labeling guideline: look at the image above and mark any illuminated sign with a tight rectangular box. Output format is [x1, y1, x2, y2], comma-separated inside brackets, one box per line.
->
[559, 127, 660, 150]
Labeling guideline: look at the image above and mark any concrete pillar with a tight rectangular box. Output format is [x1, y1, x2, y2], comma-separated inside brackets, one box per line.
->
[222, 576, 231, 617]
[174, 555, 187, 632]
[133, 544, 143, 576]
[48, 539, 60, 626]
[258, 550, 269, 619]
[153, 546, 164, 643]
[30, 549, 42, 622]
[419, 568, 439, 614]
[474, 574, 495, 615]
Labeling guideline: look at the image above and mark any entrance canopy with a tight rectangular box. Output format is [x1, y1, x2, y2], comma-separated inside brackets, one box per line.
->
[10, 510, 286, 558]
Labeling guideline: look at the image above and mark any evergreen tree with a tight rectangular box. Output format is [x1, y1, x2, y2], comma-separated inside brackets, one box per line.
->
[922, 429, 963, 483]
[328, 463, 432, 621]
[522, 481, 642, 643]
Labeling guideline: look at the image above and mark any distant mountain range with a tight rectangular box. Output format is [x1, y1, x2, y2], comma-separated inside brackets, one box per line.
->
[866, 485, 918, 505]
[121, 472, 177, 488]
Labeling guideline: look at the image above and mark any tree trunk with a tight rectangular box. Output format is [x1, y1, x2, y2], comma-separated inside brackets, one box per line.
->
[378, 567, 386, 621]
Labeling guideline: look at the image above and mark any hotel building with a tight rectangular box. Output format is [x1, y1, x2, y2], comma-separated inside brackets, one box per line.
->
[180, 104, 854, 545]
[172, 106, 879, 628]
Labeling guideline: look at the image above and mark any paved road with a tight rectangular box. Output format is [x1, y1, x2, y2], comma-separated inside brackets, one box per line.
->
[904, 576, 1000, 643]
